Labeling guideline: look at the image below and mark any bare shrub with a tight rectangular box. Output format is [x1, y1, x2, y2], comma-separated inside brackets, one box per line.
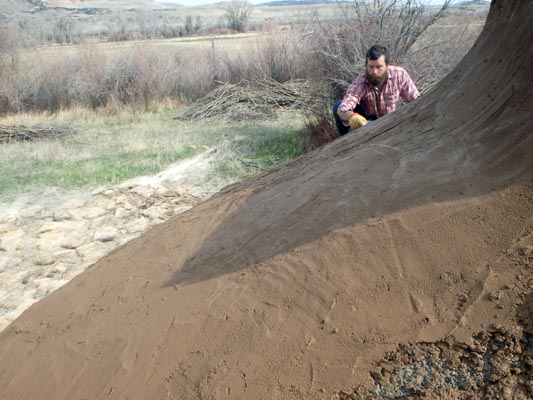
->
[295, 0, 484, 140]
[223, 1, 253, 33]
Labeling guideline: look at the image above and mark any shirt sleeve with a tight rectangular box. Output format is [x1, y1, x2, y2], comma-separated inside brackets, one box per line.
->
[338, 74, 366, 113]
[400, 69, 420, 103]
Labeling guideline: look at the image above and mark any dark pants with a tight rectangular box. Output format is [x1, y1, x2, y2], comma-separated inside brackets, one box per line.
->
[332, 100, 376, 136]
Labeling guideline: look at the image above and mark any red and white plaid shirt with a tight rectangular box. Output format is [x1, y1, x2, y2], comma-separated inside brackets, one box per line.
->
[338, 66, 420, 119]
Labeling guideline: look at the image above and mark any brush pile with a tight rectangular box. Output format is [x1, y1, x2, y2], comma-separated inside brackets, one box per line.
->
[0, 124, 73, 143]
[181, 78, 312, 121]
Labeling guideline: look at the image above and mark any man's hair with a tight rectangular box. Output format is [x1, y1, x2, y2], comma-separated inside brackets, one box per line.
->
[366, 45, 389, 65]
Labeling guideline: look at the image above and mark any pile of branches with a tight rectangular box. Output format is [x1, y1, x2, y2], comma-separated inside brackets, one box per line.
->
[0, 124, 73, 144]
[181, 78, 312, 121]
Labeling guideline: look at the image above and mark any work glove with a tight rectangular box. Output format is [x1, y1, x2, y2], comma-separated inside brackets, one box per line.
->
[348, 113, 367, 131]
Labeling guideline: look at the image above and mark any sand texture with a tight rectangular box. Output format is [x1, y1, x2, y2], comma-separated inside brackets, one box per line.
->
[0, 0, 532, 398]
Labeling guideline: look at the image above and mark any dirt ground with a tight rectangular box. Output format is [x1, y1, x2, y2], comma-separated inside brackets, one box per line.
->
[0, 1, 531, 399]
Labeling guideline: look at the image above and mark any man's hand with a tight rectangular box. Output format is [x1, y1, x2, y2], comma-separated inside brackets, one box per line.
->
[348, 113, 367, 131]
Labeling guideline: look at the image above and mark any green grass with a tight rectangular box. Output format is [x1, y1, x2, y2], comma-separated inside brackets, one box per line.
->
[0, 107, 307, 200]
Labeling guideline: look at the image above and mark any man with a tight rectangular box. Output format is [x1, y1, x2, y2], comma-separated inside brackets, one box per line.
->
[333, 45, 420, 136]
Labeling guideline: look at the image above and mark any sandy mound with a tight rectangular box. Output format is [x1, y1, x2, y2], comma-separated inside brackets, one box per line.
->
[0, 0, 532, 399]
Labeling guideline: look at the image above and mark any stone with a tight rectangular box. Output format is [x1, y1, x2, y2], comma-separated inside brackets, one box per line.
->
[61, 234, 87, 250]
[142, 206, 165, 220]
[39, 220, 87, 234]
[52, 209, 72, 222]
[76, 241, 110, 262]
[94, 227, 118, 242]
[51, 249, 79, 264]
[0, 224, 10, 234]
[33, 256, 55, 266]
[0, 229, 25, 252]
[70, 207, 107, 220]
[155, 185, 171, 197]
[37, 232, 67, 251]
[131, 185, 155, 198]
[124, 218, 150, 234]
[114, 207, 137, 219]
[52, 264, 68, 274]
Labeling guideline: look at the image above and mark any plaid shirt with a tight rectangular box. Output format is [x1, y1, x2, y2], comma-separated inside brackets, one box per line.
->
[338, 66, 420, 120]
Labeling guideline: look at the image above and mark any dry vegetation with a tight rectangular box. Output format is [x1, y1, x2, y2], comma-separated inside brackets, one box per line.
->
[0, 1, 489, 143]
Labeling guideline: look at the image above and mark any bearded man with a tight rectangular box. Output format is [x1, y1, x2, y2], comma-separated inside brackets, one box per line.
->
[333, 45, 420, 136]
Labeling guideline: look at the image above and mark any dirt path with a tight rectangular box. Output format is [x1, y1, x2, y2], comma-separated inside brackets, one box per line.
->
[0, 148, 221, 331]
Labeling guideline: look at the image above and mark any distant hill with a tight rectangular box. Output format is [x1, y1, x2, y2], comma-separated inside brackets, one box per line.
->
[0, 0, 45, 12]
[453, 0, 490, 6]
[260, 0, 337, 5]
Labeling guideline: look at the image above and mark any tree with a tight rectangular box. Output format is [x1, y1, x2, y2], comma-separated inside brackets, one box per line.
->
[223, 1, 252, 33]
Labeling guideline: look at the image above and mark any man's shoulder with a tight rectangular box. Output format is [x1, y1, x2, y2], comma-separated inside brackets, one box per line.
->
[388, 65, 408, 75]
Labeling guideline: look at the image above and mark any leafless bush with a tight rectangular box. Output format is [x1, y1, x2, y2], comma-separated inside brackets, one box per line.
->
[223, 1, 253, 33]
[294, 0, 485, 141]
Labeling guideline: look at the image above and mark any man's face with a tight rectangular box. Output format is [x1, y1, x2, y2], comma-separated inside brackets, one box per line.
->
[366, 55, 388, 86]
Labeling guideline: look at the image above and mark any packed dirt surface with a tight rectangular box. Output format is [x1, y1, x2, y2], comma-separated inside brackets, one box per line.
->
[340, 231, 533, 399]
[0, 1, 532, 399]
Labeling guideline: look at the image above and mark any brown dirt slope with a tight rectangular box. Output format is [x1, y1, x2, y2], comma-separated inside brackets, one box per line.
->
[0, 0, 532, 399]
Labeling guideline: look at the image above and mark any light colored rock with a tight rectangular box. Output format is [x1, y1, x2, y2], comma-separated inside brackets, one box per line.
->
[155, 185, 171, 197]
[0, 255, 22, 271]
[0, 255, 10, 270]
[76, 241, 110, 262]
[114, 195, 129, 206]
[114, 207, 137, 219]
[61, 234, 87, 250]
[122, 201, 136, 211]
[89, 215, 117, 230]
[142, 206, 166, 220]
[33, 255, 55, 266]
[70, 207, 107, 220]
[131, 185, 155, 198]
[124, 218, 150, 234]
[39, 220, 87, 234]
[0, 224, 10, 234]
[52, 264, 68, 274]
[94, 227, 119, 242]
[85, 196, 116, 212]
[51, 249, 79, 264]
[37, 232, 67, 251]
[0, 229, 25, 251]
[52, 209, 72, 222]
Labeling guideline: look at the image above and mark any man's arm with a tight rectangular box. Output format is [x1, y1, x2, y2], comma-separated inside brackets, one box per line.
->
[338, 75, 366, 123]
[400, 69, 420, 103]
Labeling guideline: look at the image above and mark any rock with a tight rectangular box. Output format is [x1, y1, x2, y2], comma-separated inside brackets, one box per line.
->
[0, 229, 25, 251]
[33, 256, 55, 266]
[122, 201, 136, 211]
[89, 215, 116, 229]
[51, 249, 79, 264]
[142, 206, 166, 220]
[39, 220, 87, 234]
[37, 232, 67, 251]
[114, 207, 137, 219]
[52, 209, 72, 222]
[76, 241, 110, 262]
[52, 264, 68, 274]
[94, 227, 118, 242]
[155, 185, 175, 197]
[0, 255, 22, 270]
[124, 218, 150, 234]
[69, 207, 107, 220]
[61, 234, 87, 250]
[131, 185, 155, 198]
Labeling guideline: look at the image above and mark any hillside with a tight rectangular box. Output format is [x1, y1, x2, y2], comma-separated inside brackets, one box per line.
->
[0, 0, 531, 399]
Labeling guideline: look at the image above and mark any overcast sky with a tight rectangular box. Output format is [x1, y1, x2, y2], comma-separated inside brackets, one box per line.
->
[160, 1, 452, 7]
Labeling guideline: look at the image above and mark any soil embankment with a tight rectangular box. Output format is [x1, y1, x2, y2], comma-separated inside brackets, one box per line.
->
[0, 0, 532, 399]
